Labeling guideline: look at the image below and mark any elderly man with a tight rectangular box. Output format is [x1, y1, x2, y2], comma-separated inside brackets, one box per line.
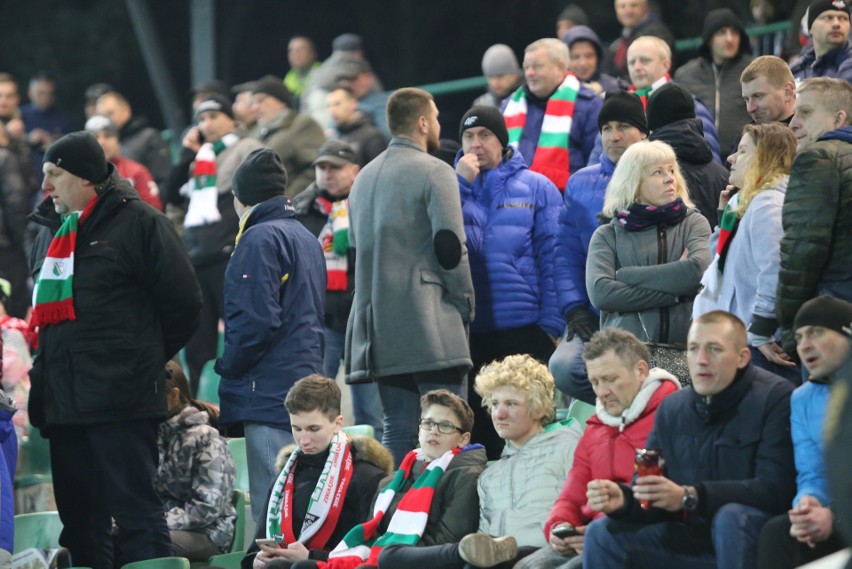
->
[778, 77, 852, 356]
[550, 91, 648, 404]
[582, 311, 796, 569]
[605, 0, 675, 80]
[757, 296, 851, 569]
[454, 104, 564, 459]
[502, 38, 602, 190]
[791, 0, 852, 82]
[29, 132, 202, 567]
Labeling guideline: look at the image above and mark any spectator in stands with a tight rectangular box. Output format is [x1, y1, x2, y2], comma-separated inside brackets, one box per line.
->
[30, 132, 202, 567]
[345, 88, 474, 467]
[241, 375, 393, 569]
[454, 105, 563, 460]
[561, 25, 626, 96]
[335, 57, 390, 140]
[675, 9, 754, 153]
[285, 36, 320, 104]
[95, 91, 172, 187]
[178, 95, 263, 395]
[556, 4, 589, 38]
[521, 329, 680, 568]
[326, 86, 386, 166]
[0, 129, 30, 320]
[757, 296, 851, 569]
[693, 124, 800, 383]
[791, 0, 852, 82]
[586, 141, 710, 372]
[734, 56, 797, 154]
[605, 0, 676, 81]
[231, 79, 262, 139]
[503, 38, 602, 190]
[582, 311, 796, 569]
[83, 82, 113, 119]
[85, 114, 162, 211]
[251, 77, 325, 197]
[647, 83, 728, 227]
[778, 77, 852, 358]
[626, 36, 721, 162]
[550, 91, 648, 405]
[0, 278, 32, 347]
[1, 328, 29, 442]
[292, 140, 384, 440]
[21, 72, 75, 186]
[0, 73, 37, 202]
[373, 355, 582, 569]
[473, 44, 524, 109]
[156, 362, 237, 561]
[215, 148, 327, 523]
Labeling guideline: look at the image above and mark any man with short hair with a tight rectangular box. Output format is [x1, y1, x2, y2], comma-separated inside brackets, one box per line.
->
[216, 148, 327, 523]
[757, 296, 851, 569]
[293, 140, 384, 440]
[345, 87, 475, 467]
[284, 36, 320, 103]
[605, 0, 676, 80]
[582, 311, 796, 569]
[29, 132, 202, 567]
[550, 91, 648, 404]
[777, 77, 852, 355]
[95, 91, 171, 187]
[733, 56, 798, 155]
[473, 44, 524, 109]
[503, 38, 602, 190]
[85, 114, 162, 211]
[790, 0, 852, 82]
[251, 77, 325, 197]
[675, 9, 754, 150]
[326, 86, 386, 166]
[335, 57, 390, 140]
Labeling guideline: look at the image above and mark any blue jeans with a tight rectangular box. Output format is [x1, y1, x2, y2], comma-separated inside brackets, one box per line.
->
[377, 368, 465, 467]
[323, 327, 384, 440]
[549, 332, 595, 404]
[583, 503, 773, 569]
[244, 423, 295, 522]
[749, 346, 802, 386]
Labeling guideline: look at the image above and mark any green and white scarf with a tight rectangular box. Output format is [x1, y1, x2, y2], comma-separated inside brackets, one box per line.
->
[184, 132, 239, 228]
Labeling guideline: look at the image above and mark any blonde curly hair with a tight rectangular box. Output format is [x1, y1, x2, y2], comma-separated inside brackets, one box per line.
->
[473, 354, 556, 427]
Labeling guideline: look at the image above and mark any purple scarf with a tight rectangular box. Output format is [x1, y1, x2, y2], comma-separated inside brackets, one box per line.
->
[616, 197, 688, 232]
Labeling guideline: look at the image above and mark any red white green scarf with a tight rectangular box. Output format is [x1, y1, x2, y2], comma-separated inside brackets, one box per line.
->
[715, 198, 740, 273]
[184, 132, 239, 228]
[318, 447, 461, 569]
[266, 431, 354, 550]
[629, 74, 671, 109]
[505, 73, 580, 190]
[314, 196, 350, 291]
[31, 197, 98, 330]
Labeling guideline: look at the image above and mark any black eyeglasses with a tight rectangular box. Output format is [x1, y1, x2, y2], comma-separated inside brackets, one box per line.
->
[418, 419, 463, 434]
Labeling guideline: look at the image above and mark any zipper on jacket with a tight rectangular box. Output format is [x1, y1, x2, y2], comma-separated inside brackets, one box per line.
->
[657, 224, 670, 344]
[713, 64, 722, 130]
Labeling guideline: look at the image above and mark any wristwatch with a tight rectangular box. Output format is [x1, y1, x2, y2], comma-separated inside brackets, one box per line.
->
[682, 485, 698, 512]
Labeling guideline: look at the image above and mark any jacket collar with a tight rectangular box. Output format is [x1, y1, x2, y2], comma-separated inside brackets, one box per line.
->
[691, 365, 752, 423]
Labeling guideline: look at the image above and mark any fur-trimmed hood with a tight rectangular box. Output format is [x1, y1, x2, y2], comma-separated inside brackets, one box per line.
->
[274, 433, 394, 475]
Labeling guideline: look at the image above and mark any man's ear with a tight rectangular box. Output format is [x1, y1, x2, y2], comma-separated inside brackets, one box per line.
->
[835, 110, 848, 129]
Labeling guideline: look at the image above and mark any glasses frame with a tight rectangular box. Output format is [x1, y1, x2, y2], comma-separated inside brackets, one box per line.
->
[418, 418, 463, 435]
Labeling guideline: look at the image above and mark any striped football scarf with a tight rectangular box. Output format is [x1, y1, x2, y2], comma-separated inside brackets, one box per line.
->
[317, 447, 461, 569]
[31, 196, 99, 329]
[184, 132, 239, 228]
[315, 196, 350, 291]
[505, 73, 580, 190]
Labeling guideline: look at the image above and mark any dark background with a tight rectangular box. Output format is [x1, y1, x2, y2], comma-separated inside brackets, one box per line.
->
[1, 0, 761, 137]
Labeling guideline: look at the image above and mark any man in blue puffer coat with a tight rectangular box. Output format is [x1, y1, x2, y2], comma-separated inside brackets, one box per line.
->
[454, 105, 562, 459]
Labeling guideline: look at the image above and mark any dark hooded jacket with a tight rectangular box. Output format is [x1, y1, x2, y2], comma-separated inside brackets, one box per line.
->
[605, 13, 677, 80]
[561, 26, 628, 96]
[335, 111, 388, 167]
[119, 115, 172, 187]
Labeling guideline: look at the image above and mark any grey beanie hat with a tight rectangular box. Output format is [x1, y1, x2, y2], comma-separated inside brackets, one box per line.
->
[481, 44, 520, 77]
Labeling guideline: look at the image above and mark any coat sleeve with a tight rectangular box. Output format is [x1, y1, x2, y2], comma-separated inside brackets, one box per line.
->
[544, 433, 594, 539]
[614, 213, 711, 296]
[791, 387, 830, 507]
[586, 225, 680, 313]
[694, 98, 721, 163]
[476, 473, 492, 535]
[569, 94, 603, 173]
[143, 129, 173, 187]
[533, 176, 568, 336]
[745, 194, 784, 321]
[554, 178, 592, 315]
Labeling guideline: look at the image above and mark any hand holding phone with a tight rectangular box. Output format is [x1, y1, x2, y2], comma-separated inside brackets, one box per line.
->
[255, 538, 283, 548]
[552, 525, 579, 539]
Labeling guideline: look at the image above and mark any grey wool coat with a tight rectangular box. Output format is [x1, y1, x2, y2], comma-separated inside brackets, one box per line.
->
[345, 137, 475, 382]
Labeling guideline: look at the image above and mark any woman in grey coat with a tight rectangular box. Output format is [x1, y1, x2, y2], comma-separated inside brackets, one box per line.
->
[586, 141, 711, 350]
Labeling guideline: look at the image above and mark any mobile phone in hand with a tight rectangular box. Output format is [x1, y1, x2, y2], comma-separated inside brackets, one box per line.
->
[255, 538, 283, 548]
[552, 525, 579, 539]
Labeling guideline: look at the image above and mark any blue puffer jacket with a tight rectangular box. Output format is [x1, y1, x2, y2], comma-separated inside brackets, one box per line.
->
[791, 40, 852, 83]
[554, 153, 616, 315]
[456, 150, 565, 337]
[217, 196, 326, 429]
[0, 404, 15, 555]
[791, 380, 832, 508]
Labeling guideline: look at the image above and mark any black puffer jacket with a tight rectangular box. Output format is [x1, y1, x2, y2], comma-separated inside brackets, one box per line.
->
[28, 165, 202, 429]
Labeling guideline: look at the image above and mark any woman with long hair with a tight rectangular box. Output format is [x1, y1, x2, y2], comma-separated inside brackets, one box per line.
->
[586, 140, 711, 378]
[694, 123, 800, 382]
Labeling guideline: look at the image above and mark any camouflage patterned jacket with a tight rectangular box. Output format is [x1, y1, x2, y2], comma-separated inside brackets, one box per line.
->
[155, 406, 237, 552]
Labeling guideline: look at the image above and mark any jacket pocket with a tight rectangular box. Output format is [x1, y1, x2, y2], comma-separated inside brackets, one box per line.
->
[69, 344, 154, 415]
[714, 431, 760, 480]
[74, 246, 119, 292]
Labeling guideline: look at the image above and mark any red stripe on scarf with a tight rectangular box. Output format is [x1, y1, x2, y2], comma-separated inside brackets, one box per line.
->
[33, 298, 76, 327]
[504, 114, 526, 129]
[399, 485, 437, 511]
[531, 147, 570, 189]
[194, 161, 216, 177]
[327, 271, 348, 292]
[547, 99, 576, 115]
[46, 232, 77, 258]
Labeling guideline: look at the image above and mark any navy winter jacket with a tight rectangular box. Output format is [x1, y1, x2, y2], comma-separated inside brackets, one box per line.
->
[791, 40, 852, 83]
[456, 150, 565, 336]
[217, 197, 326, 430]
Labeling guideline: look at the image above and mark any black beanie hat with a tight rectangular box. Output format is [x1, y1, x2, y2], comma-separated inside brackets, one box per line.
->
[807, 0, 851, 31]
[647, 83, 696, 131]
[194, 94, 234, 120]
[43, 132, 109, 184]
[702, 8, 747, 46]
[459, 105, 509, 148]
[598, 91, 648, 135]
[252, 78, 294, 108]
[232, 148, 289, 206]
[794, 296, 852, 337]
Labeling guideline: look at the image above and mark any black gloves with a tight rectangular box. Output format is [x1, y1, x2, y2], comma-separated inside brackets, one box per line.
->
[566, 306, 599, 342]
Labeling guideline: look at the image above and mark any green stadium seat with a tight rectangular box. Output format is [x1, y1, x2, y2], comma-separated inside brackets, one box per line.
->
[13, 511, 62, 553]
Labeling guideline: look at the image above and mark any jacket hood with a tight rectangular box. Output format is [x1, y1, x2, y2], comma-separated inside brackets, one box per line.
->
[561, 25, 605, 63]
[818, 125, 852, 144]
[275, 433, 394, 475]
[649, 118, 713, 165]
[501, 418, 581, 458]
[593, 368, 680, 431]
[160, 405, 210, 437]
[699, 9, 750, 61]
[243, 195, 297, 231]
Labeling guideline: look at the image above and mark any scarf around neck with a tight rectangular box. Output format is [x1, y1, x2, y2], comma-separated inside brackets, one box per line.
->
[184, 132, 240, 228]
[505, 73, 580, 190]
[314, 194, 350, 291]
[595, 370, 679, 432]
[616, 196, 688, 231]
[629, 74, 671, 108]
[31, 196, 99, 330]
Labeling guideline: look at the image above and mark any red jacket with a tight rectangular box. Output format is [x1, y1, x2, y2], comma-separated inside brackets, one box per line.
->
[544, 373, 679, 536]
[113, 154, 163, 211]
